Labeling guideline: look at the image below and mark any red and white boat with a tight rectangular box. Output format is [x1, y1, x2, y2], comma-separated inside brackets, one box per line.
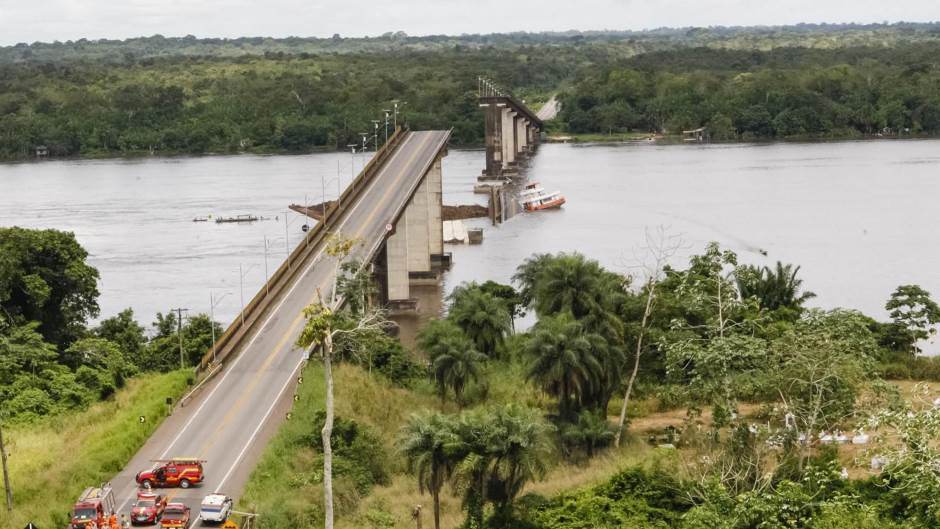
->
[520, 182, 566, 211]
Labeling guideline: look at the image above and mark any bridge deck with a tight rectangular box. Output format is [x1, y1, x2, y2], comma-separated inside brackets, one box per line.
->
[108, 130, 451, 518]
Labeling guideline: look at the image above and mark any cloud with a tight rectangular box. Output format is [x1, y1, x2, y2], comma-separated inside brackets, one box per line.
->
[0, 0, 937, 45]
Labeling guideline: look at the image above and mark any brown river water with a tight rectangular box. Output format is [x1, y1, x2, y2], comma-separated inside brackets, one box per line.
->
[2, 139, 938, 351]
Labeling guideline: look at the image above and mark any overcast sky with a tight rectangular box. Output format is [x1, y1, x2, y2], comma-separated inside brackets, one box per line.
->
[0, 0, 937, 46]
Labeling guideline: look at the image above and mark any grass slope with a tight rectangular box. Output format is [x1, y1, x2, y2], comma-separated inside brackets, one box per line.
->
[239, 358, 657, 529]
[0, 370, 191, 529]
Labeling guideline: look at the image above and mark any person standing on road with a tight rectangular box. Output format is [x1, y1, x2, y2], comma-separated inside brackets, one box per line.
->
[121, 514, 130, 529]
[109, 512, 118, 529]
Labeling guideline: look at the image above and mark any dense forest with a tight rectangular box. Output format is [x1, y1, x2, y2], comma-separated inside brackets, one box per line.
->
[3, 24, 940, 160]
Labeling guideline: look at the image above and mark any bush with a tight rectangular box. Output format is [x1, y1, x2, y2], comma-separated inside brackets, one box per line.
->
[908, 356, 940, 381]
[515, 466, 689, 529]
[879, 362, 912, 380]
[309, 411, 389, 495]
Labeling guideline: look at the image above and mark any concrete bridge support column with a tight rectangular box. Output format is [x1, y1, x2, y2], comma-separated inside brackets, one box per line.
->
[427, 156, 444, 262]
[481, 102, 504, 179]
[386, 224, 409, 302]
[517, 118, 529, 154]
[501, 108, 517, 172]
[406, 175, 431, 274]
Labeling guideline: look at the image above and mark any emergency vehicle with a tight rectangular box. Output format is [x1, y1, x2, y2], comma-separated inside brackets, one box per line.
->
[69, 484, 116, 529]
[136, 458, 205, 489]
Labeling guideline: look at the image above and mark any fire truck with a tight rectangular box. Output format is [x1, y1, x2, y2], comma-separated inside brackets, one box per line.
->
[69, 483, 116, 529]
[136, 458, 205, 489]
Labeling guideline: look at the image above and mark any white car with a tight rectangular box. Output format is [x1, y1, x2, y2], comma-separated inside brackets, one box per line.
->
[199, 494, 233, 524]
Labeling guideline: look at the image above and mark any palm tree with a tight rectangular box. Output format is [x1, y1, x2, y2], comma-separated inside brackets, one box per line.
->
[400, 413, 459, 529]
[418, 319, 485, 404]
[449, 405, 553, 528]
[512, 252, 553, 308]
[448, 286, 511, 357]
[524, 313, 603, 418]
[532, 253, 609, 319]
[481, 405, 554, 520]
[561, 410, 615, 457]
[736, 261, 816, 311]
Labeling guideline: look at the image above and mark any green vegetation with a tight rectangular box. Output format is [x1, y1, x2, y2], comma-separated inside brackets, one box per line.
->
[559, 45, 940, 139]
[0, 227, 224, 526]
[240, 240, 940, 529]
[6, 23, 940, 160]
[0, 227, 222, 424]
[0, 369, 190, 529]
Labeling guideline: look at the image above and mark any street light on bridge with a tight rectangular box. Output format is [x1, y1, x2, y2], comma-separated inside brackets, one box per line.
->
[382, 109, 391, 144]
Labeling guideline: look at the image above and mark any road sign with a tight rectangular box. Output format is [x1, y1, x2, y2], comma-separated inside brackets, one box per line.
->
[222, 520, 239, 529]
[293, 394, 300, 402]
[286, 412, 293, 421]
[139, 415, 146, 423]
[25, 522, 39, 529]
[297, 376, 303, 385]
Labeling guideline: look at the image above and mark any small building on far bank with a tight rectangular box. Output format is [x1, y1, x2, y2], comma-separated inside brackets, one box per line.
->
[35, 145, 49, 157]
[682, 127, 708, 142]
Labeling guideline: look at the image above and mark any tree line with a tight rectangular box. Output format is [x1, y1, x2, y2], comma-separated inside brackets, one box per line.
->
[5, 37, 940, 161]
[0, 227, 220, 423]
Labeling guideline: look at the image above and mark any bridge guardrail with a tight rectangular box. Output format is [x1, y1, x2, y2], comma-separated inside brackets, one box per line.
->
[197, 126, 410, 372]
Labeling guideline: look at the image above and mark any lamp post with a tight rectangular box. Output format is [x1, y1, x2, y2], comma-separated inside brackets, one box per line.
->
[238, 264, 257, 327]
[359, 133, 368, 154]
[393, 101, 407, 128]
[209, 290, 230, 364]
[347, 143, 357, 181]
[263, 236, 270, 295]
[383, 109, 391, 144]
[372, 120, 380, 151]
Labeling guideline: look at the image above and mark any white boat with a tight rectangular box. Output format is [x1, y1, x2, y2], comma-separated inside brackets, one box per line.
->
[519, 182, 566, 211]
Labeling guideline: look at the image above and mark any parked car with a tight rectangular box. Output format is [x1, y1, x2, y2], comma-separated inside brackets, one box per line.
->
[131, 492, 167, 525]
[198, 494, 233, 524]
[159, 503, 191, 529]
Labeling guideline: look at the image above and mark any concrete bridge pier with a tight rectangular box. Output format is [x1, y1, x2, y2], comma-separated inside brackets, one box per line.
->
[501, 108, 518, 175]
[478, 93, 543, 181]
[517, 117, 530, 154]
[481, 101, 505, 180]
[385, 151, 448, 310]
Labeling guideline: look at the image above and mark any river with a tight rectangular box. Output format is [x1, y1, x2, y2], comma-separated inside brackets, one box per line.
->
[2, 139, 939, 351]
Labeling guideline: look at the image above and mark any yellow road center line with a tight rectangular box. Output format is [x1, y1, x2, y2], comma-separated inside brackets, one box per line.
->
[194, 132, 435, 458]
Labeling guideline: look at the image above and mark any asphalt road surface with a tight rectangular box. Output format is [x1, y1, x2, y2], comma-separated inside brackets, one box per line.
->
[105, 130, 451, 526]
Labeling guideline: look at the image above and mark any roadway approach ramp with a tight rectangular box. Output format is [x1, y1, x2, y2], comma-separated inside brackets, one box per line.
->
[106, 129, 451, 518]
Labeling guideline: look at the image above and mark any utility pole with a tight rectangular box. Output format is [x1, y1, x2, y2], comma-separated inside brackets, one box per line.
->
[0, 419, 12, 512]
[359, 133, 368, 154]
[173, 307, 189, 369]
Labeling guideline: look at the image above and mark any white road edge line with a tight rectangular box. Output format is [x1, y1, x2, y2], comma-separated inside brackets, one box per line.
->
[215, 352, 306, 490]
[116, 133, 420, 514]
